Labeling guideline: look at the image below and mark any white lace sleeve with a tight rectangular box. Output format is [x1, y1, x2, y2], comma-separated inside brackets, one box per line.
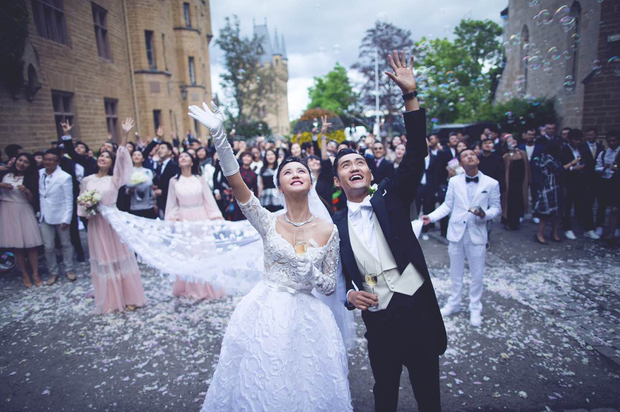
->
[237, 193, 273, 237]
[310, 229, 339, 295]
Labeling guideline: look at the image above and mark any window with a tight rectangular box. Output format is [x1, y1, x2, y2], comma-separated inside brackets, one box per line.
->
[31, 0, 69, 45]
[153, 110, 161, 132]
[145, 30, 156, 70]
[92, 3, 111, 59]
[188, 56, 196, 85]
[51, 90, 74, 139]
[194, 119, 200, 135]
[183, 3, 191, 27]
[104, 99, 118, 141]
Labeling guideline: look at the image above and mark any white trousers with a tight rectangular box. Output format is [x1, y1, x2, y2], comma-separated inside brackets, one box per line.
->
[447, 231, 486, 312]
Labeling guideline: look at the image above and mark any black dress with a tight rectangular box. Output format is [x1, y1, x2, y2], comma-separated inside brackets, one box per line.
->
[507, 158, 525, 229]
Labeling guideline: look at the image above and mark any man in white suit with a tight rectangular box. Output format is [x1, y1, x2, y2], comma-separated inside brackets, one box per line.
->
[422, 147, 501, 326]
[39, 149, 76, 284]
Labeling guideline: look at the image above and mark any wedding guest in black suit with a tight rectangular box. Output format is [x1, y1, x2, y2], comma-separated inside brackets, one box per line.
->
[560, 129, 599, 239]
[436, 133, 459, 237]
[153, 141, 180, 217]
[370, 141, 395, 184]
[519, 128, 544, 222]
[580, 128, 605, 237]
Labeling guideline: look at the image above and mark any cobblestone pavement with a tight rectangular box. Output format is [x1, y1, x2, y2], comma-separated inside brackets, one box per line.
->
[0, 220, 618, 411]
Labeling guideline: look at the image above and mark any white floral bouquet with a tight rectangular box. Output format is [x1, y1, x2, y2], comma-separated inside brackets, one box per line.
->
[129, 171, 148, 186]
[78, 189, 102, 216]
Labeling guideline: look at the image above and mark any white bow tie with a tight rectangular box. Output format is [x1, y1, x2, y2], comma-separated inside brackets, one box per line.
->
[349, 197, 373, 217]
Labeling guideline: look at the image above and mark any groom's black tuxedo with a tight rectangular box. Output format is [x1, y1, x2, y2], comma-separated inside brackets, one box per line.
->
[333, 108, 447, 411]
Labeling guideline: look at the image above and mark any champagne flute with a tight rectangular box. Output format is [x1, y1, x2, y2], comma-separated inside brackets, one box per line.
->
[293, 227, 307, 255]
[365, 274, 378, 295]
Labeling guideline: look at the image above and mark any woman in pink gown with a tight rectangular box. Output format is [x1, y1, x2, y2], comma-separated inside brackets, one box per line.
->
[78, 118, 146, 313]
[166, 152, 225, 300]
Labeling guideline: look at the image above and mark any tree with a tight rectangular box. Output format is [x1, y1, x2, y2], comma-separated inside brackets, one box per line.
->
[307, 63, 357, 115]
[216, 16, 278, 128]
[352, 21, 414, 138]
[413, 19, 502, 128]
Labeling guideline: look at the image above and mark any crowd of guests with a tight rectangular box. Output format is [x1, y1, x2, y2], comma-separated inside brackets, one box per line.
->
[0, 116, 618, 304]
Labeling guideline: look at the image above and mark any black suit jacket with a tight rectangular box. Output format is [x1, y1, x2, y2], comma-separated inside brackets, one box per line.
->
[369, 157, 395, 184]
[62, 138, 97, 176]
[333, 109, 447, 355]
[154, 159, 180, 212]
[578, 141, 604, 177]
[312, 139, 335, 213]
[560, 144, 584, 184]
[438, 147, 457, 184]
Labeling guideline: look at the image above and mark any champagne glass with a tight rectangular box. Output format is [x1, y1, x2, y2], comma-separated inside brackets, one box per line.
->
[365, 274, 378, 295]
[293, 227, 307, 255]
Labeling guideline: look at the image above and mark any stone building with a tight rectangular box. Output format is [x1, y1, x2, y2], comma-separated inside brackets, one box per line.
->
[495, 0, 620, 136]
[0, 0, 214, 152]
[252, 21, 290, 136]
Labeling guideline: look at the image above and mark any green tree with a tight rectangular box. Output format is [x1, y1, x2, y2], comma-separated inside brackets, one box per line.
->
[216, 16, 278, 127]
[352, 21, 414, 137]
[307, 63, 357, 115]
[414, 19, 502, 127]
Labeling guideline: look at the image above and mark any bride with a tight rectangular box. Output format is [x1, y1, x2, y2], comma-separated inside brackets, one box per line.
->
[189, 103, 353, 411]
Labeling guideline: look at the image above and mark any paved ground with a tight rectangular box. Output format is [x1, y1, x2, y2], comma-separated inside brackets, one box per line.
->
[0, 218, 619, 411]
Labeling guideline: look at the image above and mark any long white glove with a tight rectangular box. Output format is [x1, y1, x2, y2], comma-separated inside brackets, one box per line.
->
[188, 102, 239, 177]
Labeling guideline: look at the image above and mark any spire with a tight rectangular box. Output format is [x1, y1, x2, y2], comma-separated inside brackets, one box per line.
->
[273, 28, 280, 55]
[281, 34, 287, 60]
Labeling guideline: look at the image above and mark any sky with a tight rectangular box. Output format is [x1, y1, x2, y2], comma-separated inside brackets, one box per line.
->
[209, 0, 506, 121]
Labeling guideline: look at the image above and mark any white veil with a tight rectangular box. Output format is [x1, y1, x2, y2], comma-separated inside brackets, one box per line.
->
[101, 174, 356, 350]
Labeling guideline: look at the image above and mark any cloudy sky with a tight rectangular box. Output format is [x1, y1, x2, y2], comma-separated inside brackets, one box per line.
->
[209, 0, 506, 120]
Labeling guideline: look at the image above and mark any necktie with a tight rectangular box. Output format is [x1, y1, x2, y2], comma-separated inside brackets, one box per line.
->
[590, 144, 596, 159]
[466, 176, 479, 183]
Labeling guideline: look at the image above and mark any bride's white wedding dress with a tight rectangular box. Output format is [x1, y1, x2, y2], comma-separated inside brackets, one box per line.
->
[201, 194, 352, 411]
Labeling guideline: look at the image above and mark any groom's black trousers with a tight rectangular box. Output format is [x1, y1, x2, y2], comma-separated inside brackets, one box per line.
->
[362, 281, 441, 412]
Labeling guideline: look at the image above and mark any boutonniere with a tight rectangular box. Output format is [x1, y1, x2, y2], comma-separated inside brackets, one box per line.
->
[368, 183, 378, 197]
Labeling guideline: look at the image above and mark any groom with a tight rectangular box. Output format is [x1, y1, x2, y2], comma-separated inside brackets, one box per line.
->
[333, 51, 447, 411]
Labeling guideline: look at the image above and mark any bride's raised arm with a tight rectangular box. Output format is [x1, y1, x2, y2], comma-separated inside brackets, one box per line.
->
[188, 102, 252, 205]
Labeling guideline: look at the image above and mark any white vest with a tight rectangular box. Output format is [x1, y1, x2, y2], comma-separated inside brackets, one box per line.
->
[348, 212, 425, 311]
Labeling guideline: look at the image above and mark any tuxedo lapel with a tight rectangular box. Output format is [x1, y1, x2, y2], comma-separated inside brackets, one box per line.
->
[333, 210, 361, 288]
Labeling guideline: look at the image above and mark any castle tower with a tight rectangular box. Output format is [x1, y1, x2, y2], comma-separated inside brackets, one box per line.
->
[252, 21, 290, 136]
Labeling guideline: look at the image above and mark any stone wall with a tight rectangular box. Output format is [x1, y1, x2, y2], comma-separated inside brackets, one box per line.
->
[0, 0, 213, 153]
[495, 0, 606, 133]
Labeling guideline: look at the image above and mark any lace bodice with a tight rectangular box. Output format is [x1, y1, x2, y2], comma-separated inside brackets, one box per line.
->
[238, 194, 339, 295]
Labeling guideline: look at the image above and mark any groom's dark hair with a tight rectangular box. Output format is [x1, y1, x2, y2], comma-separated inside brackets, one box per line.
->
[333, 148, 365, 178]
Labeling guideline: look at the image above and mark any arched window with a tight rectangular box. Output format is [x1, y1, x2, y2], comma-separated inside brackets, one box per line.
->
[519, 25, 529, 96]
[568, 1, 582, 86]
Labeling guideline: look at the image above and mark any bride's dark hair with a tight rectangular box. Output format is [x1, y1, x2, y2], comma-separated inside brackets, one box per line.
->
[275, 156, 312, 189]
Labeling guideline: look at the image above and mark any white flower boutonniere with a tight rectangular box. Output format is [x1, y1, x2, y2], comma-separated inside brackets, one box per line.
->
[368, 183, 379, 197]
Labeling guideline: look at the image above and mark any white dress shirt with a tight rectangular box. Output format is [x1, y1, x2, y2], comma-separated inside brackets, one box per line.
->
[524, 144, 534, 161]
[347, 195, 379, 259]
[160, 157, 172, 174]
[466, 172, 480, 204]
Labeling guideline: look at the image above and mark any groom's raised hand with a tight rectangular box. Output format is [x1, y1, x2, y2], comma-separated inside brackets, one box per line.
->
[385, 50, 419, 112]
[348, 290, 379, 311]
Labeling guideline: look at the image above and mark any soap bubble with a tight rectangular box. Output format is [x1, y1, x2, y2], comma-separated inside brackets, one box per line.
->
[505, 111, 512, 117]
[509, 34, 520, 47]
[539, 9, 553, 25]
[527, 55, 542, 70]
[459, 96, 465, 102]
[529, 0, 540, 5]
[0, 251, 15, 270]
[563, 50, 572, 60]
[559, 16, 576, 32]
[554, 5, 570, 20]
[591, 59, 603, 75]
[519, 116, 527, 125]
[548, 47, 560, 60]
[236, 69, 246, 80]
[431, 118, 438, 123]
[607, 56, 620, 76]
[543, 61, 553, 74]
[571, 33, 581, 44]
[448, 102, 455, 111]
[318, 46, 325, 54]
[563, 75, 575, 91]
[314, 3, 321, 11]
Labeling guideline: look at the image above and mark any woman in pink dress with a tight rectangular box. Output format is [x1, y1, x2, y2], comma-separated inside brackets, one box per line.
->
[78, 118, 146, 313]
[166, 152, 225, 300]
[0, 153, 44, 288]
